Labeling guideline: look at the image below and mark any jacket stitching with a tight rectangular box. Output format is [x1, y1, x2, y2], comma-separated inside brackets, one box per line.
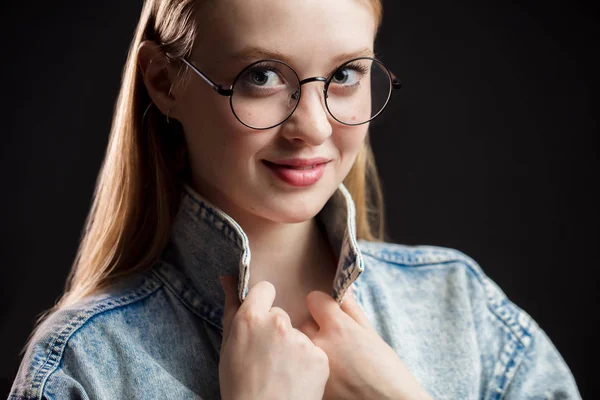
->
[490, 337, 527, 400]
[360, 245, 534, 345]
[360, 244, 536, 397]
[181, 192, 244, 249]
[23, 275, 163, 400]
[151, 264, 223, 333]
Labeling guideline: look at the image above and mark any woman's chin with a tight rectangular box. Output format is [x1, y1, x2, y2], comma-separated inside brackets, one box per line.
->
[260, 197, 329, 224]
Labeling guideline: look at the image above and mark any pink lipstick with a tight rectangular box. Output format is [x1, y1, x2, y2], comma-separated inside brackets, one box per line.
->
[263, 158, 331, 187]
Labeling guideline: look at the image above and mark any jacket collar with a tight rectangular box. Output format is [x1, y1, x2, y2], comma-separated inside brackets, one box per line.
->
[156, 182, 364, 328]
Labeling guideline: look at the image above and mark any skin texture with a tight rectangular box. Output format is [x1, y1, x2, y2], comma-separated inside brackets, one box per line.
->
[138, 0, 433, 398]
[140, 0, 373, 327]
[172, 0, 373, 229]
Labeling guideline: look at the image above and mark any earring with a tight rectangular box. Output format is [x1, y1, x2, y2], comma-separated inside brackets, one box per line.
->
[166, 108, 171, 124]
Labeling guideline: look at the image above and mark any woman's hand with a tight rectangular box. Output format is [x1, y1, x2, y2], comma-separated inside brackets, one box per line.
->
[218, 275, 330, 400]
[299, 286, 433, 400]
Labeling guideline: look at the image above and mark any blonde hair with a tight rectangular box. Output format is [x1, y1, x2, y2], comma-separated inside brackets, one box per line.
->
[23, 0, 385, 353]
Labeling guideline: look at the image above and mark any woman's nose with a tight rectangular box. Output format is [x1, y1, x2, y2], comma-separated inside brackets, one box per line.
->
[279, 85, 332, 146]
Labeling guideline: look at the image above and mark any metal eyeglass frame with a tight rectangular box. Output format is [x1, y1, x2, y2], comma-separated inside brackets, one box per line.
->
[180, 56, 402, 130]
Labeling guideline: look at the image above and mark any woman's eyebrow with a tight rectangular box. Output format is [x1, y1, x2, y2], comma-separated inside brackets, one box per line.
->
[228, 47, 291, 64]
[331, 47, 375, 64]
[223, 46, 375, 66]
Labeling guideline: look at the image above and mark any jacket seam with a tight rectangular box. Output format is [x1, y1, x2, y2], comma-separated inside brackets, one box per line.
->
[361, 247, 534, 347]
[489, 333, 528, 399]
[150, 266, 223, 333]
[361, 246, 535, 397]
[22, 274, 163, 400]
[360, 245, 470, 267]
[181, 189, 245, 250]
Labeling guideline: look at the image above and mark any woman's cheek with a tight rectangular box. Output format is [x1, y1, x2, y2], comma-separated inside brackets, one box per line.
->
[335, 126, 368, 161]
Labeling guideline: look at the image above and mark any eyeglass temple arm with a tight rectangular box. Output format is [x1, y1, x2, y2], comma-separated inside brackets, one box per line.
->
[181, 58, 234, 96]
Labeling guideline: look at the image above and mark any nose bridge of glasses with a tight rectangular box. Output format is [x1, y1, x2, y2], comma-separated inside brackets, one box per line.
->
[298, 76, 328, 86]
[292, 76, 328, 101]
[288, 75, 332, 129]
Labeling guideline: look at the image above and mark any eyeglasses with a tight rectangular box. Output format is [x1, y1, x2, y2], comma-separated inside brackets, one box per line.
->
[180, 56, 402, 130]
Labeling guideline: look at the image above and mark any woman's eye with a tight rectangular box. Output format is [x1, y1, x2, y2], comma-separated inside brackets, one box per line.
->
[247, 69, 281, 87]
[331, 68, 360, 85]
[235, 63, 289, 97]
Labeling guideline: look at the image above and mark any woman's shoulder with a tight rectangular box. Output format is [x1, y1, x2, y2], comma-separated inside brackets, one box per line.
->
[355, 239, 580, 398]
[357, 240, 502, 298]
[9, 270, 166, 400]
[358, 239, 481, 271]
[357, 239, 533, 341]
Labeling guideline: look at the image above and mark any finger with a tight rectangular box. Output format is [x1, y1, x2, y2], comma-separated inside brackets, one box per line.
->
[220, 275, 241, 350]
[238, 280, 277, 315]
[269, 306, 292, 327]
[306, 290, 346, 328]
[340, 286, 373, 330]
[298, 317, 320, 340]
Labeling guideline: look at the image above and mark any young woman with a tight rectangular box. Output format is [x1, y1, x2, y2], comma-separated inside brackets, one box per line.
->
[9, 0, 580, 399]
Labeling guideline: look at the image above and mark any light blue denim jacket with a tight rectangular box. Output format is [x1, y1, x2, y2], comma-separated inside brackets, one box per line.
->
[9, 183, 581, 399]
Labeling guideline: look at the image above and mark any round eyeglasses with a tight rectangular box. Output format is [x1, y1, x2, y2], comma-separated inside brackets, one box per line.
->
[180, 56, 402, 130]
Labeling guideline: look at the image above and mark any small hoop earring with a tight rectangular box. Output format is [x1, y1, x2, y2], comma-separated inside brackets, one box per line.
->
[166, 108, 171, 124]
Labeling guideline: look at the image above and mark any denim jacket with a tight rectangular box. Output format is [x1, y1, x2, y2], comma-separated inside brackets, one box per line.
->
[9, 183, 581, 399]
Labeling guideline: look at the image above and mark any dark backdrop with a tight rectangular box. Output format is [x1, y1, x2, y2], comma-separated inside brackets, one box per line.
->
[1, 0, 597, 397]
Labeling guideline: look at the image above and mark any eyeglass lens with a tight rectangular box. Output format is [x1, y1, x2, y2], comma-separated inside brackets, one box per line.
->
[230, 58, 393, 129]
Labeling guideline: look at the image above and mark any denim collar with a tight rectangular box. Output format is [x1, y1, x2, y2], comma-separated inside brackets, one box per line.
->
[156, 182, 364, 328]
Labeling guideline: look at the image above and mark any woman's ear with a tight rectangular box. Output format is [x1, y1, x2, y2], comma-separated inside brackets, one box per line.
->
[137, 40, 180, 118]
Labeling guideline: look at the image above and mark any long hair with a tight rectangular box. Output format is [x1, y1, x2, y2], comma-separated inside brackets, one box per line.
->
[23, 0, 385, 353]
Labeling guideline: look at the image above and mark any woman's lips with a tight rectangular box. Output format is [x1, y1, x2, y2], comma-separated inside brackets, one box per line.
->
[262, 160, 329, 187]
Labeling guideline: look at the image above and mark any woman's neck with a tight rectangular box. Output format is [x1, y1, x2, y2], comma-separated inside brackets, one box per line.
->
[244, 216, 334, 288]
[188, 178, 337, 298]
[242, 215, 337, 327]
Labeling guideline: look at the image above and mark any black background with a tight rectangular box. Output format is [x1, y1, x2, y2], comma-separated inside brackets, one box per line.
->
[1, 0, 597, 397]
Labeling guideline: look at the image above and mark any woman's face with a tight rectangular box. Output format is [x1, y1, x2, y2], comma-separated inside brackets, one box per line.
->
[174, 0, 376, 224]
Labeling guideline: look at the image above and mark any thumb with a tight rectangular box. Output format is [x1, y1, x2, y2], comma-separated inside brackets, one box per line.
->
[306, 290, 342, 329]
[220, 275, 241, 352]
[340, 286, 374, 331]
